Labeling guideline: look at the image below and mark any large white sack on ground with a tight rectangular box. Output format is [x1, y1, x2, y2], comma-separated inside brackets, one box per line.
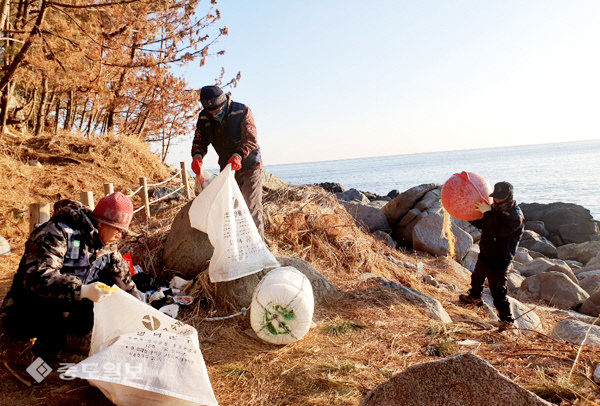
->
[66, 288, 218, 406]
[250, 267, 314, 345]
[189, 165, 279, 282]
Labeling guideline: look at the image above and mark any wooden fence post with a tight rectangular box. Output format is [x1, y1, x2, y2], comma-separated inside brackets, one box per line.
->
[140, 176, 150, 221]
[180, 161, 191, 200]
[103, 182, 114, 196]
[29, 202, 51, 232]
[80, 191, 95, 210]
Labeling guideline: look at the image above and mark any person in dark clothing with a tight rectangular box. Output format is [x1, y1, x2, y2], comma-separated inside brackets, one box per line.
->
[0, 193, 139, 357]
[191, 85, 265, 237]
[459, 181, 525, 331]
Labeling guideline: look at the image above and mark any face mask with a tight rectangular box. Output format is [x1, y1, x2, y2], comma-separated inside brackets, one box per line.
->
[212, 107, 226, 121]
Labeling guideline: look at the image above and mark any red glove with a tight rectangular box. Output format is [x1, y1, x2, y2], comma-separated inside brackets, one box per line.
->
[191, 157, 203, 176]
[228, 155, 242, 171]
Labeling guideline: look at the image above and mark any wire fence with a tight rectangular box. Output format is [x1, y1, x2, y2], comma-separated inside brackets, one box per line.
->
[29, 162, 193, 232]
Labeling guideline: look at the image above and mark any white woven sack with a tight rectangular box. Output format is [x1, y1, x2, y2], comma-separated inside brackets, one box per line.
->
[188, 165, 279, 282]
[250, 267, 314, 345]
[66, 288, 218, 406]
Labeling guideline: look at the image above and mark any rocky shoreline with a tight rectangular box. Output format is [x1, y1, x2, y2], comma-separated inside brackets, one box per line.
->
[316, 181, 600, 342]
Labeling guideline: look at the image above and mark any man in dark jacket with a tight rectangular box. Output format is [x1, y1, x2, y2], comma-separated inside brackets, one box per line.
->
[191, 85, 264, 237]
[459, 181, 525, 331]
[0, 192, 139, 357]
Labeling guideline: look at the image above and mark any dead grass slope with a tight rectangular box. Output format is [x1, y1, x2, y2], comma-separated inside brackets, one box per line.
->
[0, 136, 598, 405]
[0, 130, 173, 295]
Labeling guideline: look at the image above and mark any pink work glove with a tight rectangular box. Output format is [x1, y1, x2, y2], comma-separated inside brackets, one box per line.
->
[192, 157, 204, 184]
[228, 155, 242, 171]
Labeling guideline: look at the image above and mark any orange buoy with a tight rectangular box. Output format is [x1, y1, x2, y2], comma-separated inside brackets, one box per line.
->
[441, 171, 492, 221]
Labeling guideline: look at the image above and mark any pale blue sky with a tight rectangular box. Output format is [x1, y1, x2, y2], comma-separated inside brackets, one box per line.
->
[168, 0, 600, 167]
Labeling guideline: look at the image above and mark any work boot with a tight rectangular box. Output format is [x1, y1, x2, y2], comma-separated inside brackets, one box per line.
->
[458, 293, 483, 306]
[496, 320, 516, 333]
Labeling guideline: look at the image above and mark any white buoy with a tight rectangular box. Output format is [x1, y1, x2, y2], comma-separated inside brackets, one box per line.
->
[250, 267, 314, 345]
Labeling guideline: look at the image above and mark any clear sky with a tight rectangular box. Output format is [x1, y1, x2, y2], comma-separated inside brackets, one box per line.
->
[167, 0, 600, 168]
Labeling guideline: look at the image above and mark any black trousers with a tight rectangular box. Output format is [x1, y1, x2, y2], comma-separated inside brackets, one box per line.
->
[2, 297, 93, 356]
[468, 256, 514, 323]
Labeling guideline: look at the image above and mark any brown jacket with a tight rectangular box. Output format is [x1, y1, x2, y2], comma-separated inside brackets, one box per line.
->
[192, 96, 262, 170]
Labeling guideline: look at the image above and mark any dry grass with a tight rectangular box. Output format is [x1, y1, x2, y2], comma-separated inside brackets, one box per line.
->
[1, 132, 600, 405]
[263, 185, 417, 287]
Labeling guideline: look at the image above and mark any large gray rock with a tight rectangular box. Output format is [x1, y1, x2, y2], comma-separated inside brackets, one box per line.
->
[513, 249, 534, 264]
[214, 256, 337, 309]
[522, 272, 589, 309]
[581, 254, 600, 272]
[520, 202, 599, 244]
[525, 221, 550, 238]
[372, 230, 396, 248]
[412, 212, 473, 261]
[262, 171, 288, 191]
[482, 291, 542, 332]
[519, 230, 557, 258]
[382, 183, 438, 226]
[577, 270, 600, 295]
[163, 201, 214, 279]
[557, 241, 600, 265]
[462, 244, 479, 272]
[316, 182, 345, 194]
[580, 290, 600, 317]
[414, 188, 441, 212]
[360, 353, 551, 406]
[394, 208, 424, 245]
[152, 185, 186, 200]
[507, 272, 525, 291]
[545, 261, 578, 284]
[371, 277, 451, 323]
[337, 188, 369, 203]
[514, 257, 555, 277]
[339, 200, 390, 232]
[550, 318, 600, 345]
[0, 236, 10, 256]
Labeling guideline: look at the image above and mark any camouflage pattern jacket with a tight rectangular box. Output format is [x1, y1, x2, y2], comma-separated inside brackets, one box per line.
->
[1, 200, 137, 314]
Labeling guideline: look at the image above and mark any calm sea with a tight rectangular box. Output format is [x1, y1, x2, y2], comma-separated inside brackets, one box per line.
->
[265, 140, 600, 220]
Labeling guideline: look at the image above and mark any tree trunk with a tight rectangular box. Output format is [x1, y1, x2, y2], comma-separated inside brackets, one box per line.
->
[0, 81, 12, 134]
[64, 90, 75, 131]
[0, 0, 10, 35]
[53, 95, 61, 134]
[0, 0, 47, 92]
[35, 76, 49, 136]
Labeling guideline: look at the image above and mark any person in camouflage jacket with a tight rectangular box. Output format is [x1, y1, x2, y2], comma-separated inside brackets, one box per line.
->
[1, 193, 139, 356]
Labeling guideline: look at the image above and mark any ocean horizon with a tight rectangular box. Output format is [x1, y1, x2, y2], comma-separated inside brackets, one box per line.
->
[265, 139, 600, 220]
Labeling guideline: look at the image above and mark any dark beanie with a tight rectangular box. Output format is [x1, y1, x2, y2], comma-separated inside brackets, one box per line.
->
[200, 85, 226, 110]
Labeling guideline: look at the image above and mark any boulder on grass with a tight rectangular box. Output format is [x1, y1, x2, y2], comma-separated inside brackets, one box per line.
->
[360, 353, 552, 406]
[412, 212, 473, 261]
[214, 256, 337, 309]
[580, 290, 600, 317]
[482, 291, 542, 332]
[339, 201, 390, 233]
[337, 188, 369, 203]
[382, 184, 438, 226]
[525, 220, 550, 238]
[163, 201, 213, 279]
[550, 318, 600, 345]
[557, 241, 600, 265]
[521, 272, 589, 310]
[519, 230, 557, 258]
[262, 171, 289, 191]
[577, 270, 600, 295]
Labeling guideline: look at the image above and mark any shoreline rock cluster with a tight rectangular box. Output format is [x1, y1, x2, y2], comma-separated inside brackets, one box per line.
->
[319, 181, 600, 345]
